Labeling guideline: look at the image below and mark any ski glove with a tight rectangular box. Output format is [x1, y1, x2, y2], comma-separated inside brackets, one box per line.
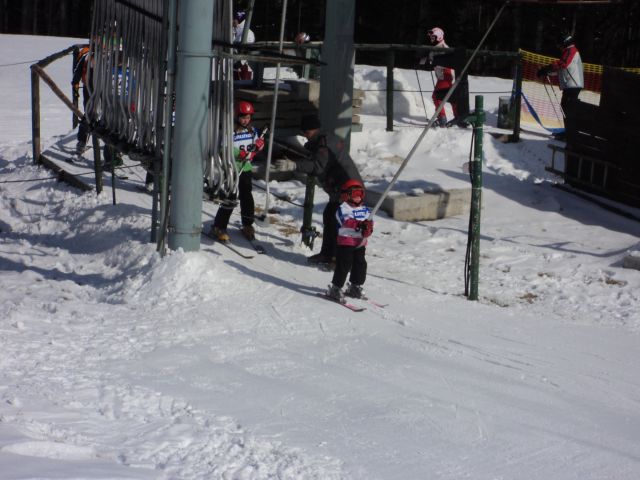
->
[537, 65, 552, 78]
[358, 219, 374, 238]
[274, 159, 297, 172]
[238, 148, 249, 160]
[254, 138, 265, 151]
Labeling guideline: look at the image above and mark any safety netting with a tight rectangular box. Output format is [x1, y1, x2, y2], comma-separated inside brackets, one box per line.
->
[519, 49, 640, 132]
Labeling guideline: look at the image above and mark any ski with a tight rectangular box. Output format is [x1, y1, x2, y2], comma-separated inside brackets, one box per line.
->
[217, 240, 255, 259]
[362, 298, 388, 308]
[245, 238, 266, 254]
[316, 293, 366, 312]
[201, 231, 255, 259]
[342, 294, 387, 309]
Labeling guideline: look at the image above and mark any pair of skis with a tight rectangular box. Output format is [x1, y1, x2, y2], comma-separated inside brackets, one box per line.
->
[202, 229, 266, 258]
[316, 292, 387, 312]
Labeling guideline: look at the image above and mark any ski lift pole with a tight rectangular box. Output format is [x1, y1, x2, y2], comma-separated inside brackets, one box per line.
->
[262, 0, 288, 220]
[466, 95, 485, 301]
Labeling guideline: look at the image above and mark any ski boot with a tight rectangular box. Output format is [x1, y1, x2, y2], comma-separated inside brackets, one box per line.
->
[434, 116, 448, 128]
[211, 226, 230, 242]
[326, 284, 345, 303]
[240, 224, 255, 241]
[75, 140, 87, 155]
[345, 283, 366, 300]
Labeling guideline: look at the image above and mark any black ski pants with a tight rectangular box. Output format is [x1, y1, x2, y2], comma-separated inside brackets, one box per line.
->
[332, 245, 367, 288]
[320, 200, 339, 258]
[77, 86, 90, 144]
[213, 170, 254, 230]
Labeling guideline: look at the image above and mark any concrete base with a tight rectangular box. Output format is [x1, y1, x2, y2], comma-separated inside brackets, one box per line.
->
[365, 187, 471, 221]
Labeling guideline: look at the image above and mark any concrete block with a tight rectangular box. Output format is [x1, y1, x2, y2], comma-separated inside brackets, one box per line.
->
[365, 187, 471, 221]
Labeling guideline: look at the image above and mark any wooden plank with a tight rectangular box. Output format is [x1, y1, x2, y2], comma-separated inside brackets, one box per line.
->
[39, 154, 93, 192]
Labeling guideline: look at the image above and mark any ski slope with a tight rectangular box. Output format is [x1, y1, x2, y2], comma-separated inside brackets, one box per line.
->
[1, 34, 639, 480]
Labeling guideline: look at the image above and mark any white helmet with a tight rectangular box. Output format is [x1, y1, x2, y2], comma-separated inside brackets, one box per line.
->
[295, 32, 310, 44]
[428, 27, 444, 44]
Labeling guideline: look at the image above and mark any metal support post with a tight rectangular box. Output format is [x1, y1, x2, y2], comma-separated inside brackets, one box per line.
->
[167, 0, 214, 252]
[386, 50, 395, 132]
[467, 96, 485, 301]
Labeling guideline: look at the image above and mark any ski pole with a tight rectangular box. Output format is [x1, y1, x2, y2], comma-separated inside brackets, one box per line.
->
[543, 75, 565, 120]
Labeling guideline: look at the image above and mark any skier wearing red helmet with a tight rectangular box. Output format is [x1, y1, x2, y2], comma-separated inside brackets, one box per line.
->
[210, 100, 266, 242]
[325, 179, 373, 302]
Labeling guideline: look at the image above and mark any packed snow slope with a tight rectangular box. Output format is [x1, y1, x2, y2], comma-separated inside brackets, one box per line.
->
[1, 34, 639, 480]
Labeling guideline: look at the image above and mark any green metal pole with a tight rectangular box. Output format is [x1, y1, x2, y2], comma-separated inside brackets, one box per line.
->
[511, 54, 523, 143]
[468, 95, 484, 301]
[167, 0, 214, 252]
[386, 49, 395, 132]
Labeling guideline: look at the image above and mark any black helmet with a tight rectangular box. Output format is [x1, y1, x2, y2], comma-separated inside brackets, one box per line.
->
[558, 32, 574, 47]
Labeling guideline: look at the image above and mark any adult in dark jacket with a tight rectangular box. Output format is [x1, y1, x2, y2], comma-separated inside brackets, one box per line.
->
[273, 114, 362, 264]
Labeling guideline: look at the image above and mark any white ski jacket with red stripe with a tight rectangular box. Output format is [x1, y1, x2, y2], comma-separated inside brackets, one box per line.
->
[552, 44, 584, 90]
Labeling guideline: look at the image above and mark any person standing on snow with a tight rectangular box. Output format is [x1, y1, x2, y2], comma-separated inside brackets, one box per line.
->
[325, 179, 374, 303]
[233, 10, 255, 81]
[210, 100, 265, 242]
[272, 114, 362, 266]
[71, 45, 92, 155]
[537, 32, 584, 139]
[420, 27, 458, 128]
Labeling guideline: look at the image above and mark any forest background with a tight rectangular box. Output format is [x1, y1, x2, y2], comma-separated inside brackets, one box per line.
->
[2, 0, 639, 72]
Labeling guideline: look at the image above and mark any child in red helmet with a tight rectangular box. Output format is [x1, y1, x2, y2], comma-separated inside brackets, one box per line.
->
[326, 179, 374, 302]
[211, 100, 265, 242]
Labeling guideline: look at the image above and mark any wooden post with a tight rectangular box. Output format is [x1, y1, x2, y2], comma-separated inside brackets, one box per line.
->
[386, 49, 395, 132]
[31, 67, 41, 165]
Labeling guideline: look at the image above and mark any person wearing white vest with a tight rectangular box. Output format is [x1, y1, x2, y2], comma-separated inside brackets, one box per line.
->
[537, 33, 584, 115]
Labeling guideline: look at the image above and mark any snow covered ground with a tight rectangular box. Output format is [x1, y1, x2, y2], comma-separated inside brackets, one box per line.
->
[1, 34, 639, 480]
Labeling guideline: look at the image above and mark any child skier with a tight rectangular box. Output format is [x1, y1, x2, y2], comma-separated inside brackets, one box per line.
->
[423, 26, 457, 127]
[326, 179, 374, 302]
[211, 100, 265, 241]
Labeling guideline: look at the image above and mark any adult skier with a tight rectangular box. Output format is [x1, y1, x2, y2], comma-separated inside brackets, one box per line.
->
[537, 32, 584, 139]
[273, 114, 362, 266]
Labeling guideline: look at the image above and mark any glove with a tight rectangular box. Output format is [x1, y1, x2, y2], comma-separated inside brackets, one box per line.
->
[273, 159, 297, 172]
[254, 138, 265, 151]
[238, 148, 249, 160]
[358, 219, 374, 238]
[537, 66, 551, 78]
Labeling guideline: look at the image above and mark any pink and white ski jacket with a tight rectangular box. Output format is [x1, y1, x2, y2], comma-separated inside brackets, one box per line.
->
[335, 201, 372, 247]
[431, 40, 455, 90]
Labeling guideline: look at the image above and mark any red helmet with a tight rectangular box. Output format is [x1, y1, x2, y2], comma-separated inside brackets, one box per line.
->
[235, 100, 255, 116]
[340, 179, 365, 204]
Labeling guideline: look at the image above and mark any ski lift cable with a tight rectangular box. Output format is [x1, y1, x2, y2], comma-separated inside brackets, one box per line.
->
[369, 0, 511, 218]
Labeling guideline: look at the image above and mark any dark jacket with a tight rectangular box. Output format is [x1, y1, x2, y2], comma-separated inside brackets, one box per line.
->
[296, 133, 362, 202]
